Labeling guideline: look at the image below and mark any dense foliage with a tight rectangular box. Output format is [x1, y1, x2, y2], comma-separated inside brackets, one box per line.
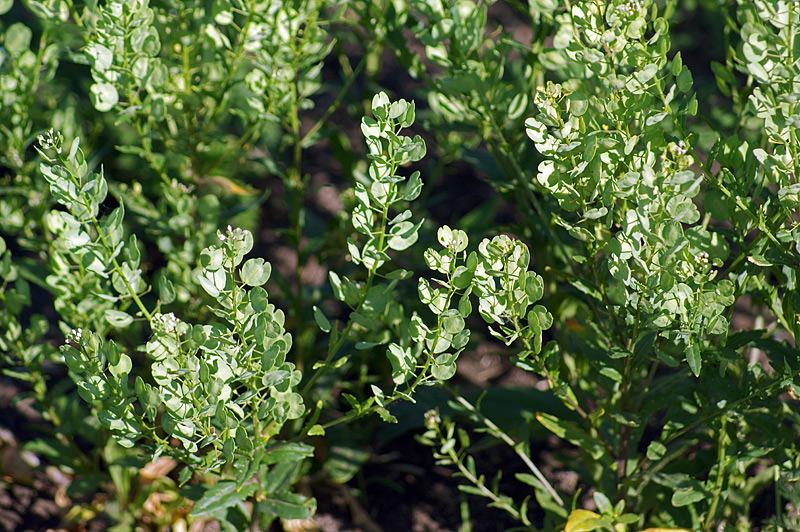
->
[2, 0, 800, 530]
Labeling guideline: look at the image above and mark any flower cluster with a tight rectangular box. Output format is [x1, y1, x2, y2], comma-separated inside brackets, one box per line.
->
[218, 225, 247, 243]
[694, 251, 710, 266]
[66, 328, 83, 344]
[37, 128, 64, 154]
[424, 409, 441, 430]
[154, 312, 182, 334]
[171, 180, 195, 194]
[617, 0, 644, 18]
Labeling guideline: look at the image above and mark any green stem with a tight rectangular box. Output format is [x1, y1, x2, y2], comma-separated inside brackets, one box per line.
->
[451, 394, 564, 506]
[703, 416, 728, 532]
[61, 158, 153, 323]
[299, 54, 367, 148]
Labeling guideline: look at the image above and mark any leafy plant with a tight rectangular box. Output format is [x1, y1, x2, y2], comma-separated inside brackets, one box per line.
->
[2, 0, 800, 531]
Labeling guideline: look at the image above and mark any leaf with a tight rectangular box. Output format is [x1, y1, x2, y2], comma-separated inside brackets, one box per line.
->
[583, 207, 607, 220]
[441, 310, 465, 335]
[677, 67, 693, 93]
[5, 23, 32, 56]
[158, 276, 176, 305]
[592, 492, 612, 514]
[645, 112, 668, 126]
[686, 343, 701, 377]
[90, 82, 119, 112]
[308, 425, 325, 436]
[564, 509, 603, 532]
[323, 445, 371, 483]
[262, 443, 315, 465]
[191, 481, 257, 516]
[262, 370, 290, 387]
[240, 258, 271, 286]
[257, 492, 316, 520]
[0, 0, 13, 15]
[387, 218, 423, 251]
[109, 353, 132, 377]
[313, 306, 331, 332]
[647, 441, 666, 460]
[105, 309, 133, 328]
[403, 171, 423, 201]
[635, 63, 659, 84]
[386, 269, 413, 280]
[671, 487, 705, 507]
[431, 362, 456, 380]
[535, 413, 605, 460]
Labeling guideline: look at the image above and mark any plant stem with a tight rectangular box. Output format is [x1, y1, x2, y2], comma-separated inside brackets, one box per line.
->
[451, 394, 564, 506]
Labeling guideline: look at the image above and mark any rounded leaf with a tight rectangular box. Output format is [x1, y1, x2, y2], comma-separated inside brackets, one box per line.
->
[241, 258, 271, 286]
[91, 82, 119, 112]
[5, 23, 32, 56]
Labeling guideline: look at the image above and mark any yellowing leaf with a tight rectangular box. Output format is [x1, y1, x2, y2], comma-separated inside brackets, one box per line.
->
[564, 509, 602, 532]
[201, 176, 257, 196]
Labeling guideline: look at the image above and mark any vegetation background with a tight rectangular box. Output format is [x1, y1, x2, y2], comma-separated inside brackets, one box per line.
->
[2, 0, 800, 531]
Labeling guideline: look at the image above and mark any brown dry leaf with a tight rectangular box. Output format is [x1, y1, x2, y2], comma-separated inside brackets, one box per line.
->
[283, 518, 321, 532]
[0, 445, 34, 484]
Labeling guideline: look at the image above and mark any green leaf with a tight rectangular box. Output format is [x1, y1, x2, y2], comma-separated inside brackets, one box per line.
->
[536, 413, 605, 460]
[403, 171, 423, 201]
[385, 268, 413, 280]
[90, 82, 119, 112]
[671, 488, 705, 507]
[313, 306, 331, 332]
[240, 258, 271, 286]
[645, 112, 668, 126]
[387, 218, 423, 251]
[257, 492, 317, 520]
[262, 443, 315, 465]
[431, 362, 456, 380]
[593, 492, 612, 514]
[158, 276, 176, 305]
[308, 425, 325, 436]
[452, 266, 473, 290]
[0, 0, 13, 15]
[109, 353, 132, 377]
[441, 310, 465, 334]
[686, 343, 701, 377]
[191, 481, 258, 516]
[5, 23, 32, 56]
[105, 309, 133, 328]
[262, 370, 291, 387]
[677, 67, 693, 93]
[635, 63, 659, 85]
[324, 445, 371, 483]
[647, 441, 667, 460]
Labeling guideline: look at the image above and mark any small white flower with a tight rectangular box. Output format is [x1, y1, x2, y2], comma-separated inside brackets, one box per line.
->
[67, 328, 83, 343]
[424, 409, 441, 430]
[222, 225, 248, 242]
[37, 128, 63, 154]
[156, 312, 182, 333]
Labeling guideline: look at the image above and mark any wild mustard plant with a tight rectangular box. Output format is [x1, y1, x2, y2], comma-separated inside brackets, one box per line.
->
[2, 0, 800, 531]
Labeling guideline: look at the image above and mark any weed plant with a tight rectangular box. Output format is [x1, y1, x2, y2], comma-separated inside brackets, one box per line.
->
[1, 0, 800, 531]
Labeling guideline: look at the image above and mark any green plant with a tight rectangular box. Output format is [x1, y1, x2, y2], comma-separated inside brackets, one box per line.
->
[3, 0, 800, 531]
[411, 0, 800, 530]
